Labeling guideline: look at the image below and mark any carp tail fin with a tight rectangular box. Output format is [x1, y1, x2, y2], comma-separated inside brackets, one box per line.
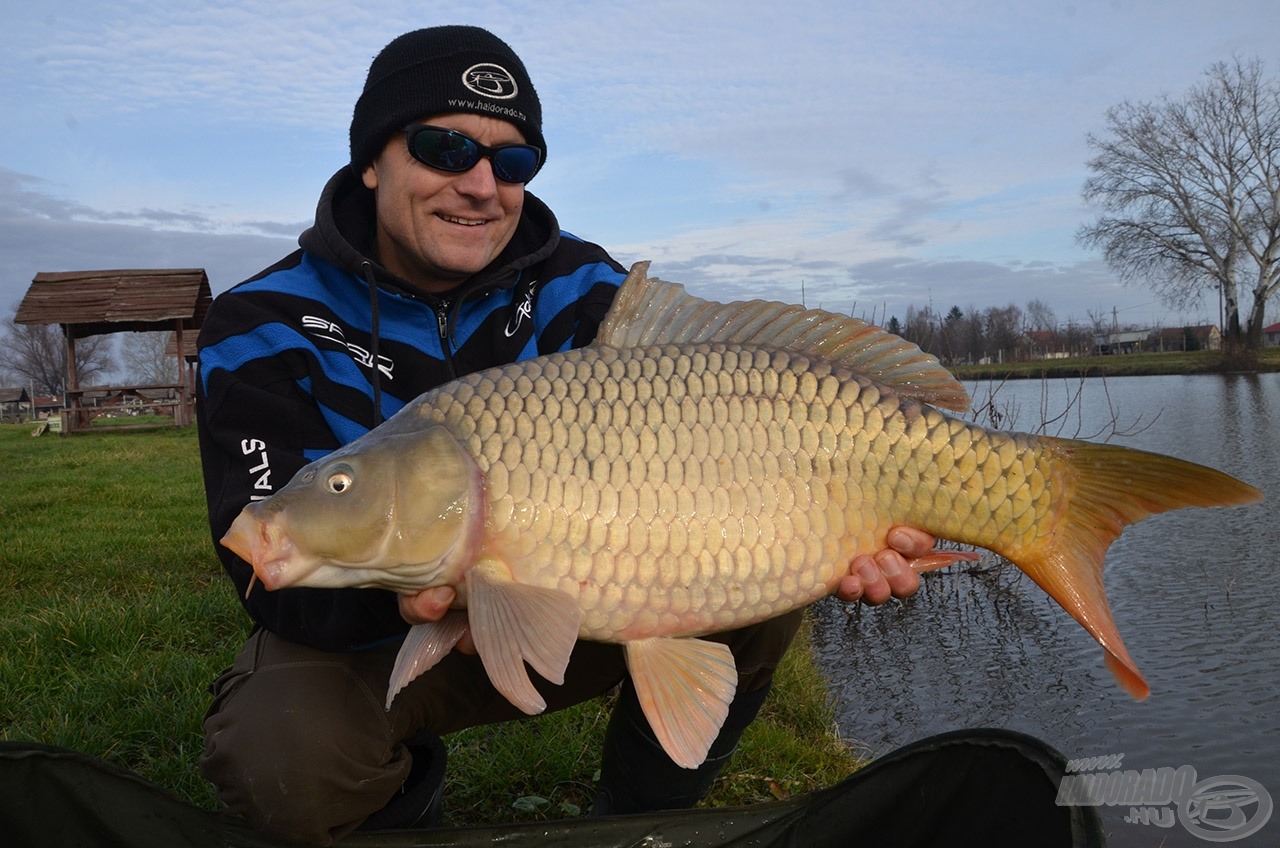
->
[1007, 439, 1261, 701]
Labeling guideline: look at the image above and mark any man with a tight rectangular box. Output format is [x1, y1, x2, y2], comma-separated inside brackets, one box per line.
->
[196, 25, 934, 845]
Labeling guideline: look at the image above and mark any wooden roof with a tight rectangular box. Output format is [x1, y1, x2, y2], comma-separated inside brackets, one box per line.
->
[14, 269, 211, 338]
[0, 387, 30, 404]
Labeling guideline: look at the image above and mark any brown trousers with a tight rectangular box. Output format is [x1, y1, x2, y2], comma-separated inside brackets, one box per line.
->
[199, 610, 803, 845]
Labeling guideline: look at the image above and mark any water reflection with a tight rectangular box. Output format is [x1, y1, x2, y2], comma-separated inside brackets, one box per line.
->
[815, 374, 1280, 847]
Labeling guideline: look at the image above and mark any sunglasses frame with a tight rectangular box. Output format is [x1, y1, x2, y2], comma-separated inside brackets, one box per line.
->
[402, 124, 543, 184]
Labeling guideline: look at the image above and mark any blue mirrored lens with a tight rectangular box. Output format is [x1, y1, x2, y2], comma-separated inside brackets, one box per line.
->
[405, 127, 540, 183]
[410, 130, 479, 171]
[490, 147, 541, 183]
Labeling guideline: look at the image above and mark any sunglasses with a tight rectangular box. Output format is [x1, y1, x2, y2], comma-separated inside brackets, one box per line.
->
[402, 125, 543, 184]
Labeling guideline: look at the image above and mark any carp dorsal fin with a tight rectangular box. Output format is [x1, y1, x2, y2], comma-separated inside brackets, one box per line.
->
[597, 262, 970, 412]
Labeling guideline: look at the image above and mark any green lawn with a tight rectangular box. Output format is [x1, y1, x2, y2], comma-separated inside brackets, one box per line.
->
[950, 345, 1280, 381]
[0, 423, 855, 825]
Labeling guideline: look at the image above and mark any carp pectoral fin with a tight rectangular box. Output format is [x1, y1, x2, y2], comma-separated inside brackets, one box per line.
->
[910, 549, 980, 573]
[467, 560, 582, 716]
[385, 612, 468, 710]
[624, 637, 739, 769]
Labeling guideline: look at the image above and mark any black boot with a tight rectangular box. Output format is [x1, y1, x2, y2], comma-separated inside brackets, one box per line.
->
[358, 730, 447, 831]
[590, 680, 772, 816]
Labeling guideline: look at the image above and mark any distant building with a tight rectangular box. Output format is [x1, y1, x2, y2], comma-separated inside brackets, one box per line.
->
[1022, 330, 1065, 359]
[1093, 330, 1150, 355]
[1094, 324, 1222, 355]
[33, 395, 64, 418]
[1264, 322, 1280, 347]
[0, 387, 30, 420]
[1151, 324, 1221, 352]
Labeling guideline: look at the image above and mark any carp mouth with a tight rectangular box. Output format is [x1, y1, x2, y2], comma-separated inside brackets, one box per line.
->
[220, 510, 317, 591]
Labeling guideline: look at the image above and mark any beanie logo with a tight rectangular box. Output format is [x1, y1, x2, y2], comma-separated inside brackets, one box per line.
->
[462, 63, 519, 100]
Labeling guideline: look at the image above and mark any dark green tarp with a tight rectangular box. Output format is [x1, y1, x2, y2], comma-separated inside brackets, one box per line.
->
[0, 729, 1103, 847]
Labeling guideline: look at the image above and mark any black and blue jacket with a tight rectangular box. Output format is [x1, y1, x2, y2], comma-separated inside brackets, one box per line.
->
[197, 166, 626, 650]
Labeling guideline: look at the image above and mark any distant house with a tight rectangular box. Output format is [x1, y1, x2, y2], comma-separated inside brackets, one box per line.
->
[33, 395, 64, 418]
[1022, 330, 1070, 360]
[0, 387, 30, 419]
[1152, 324, 1222, 352]
[1264, 322, 1280, 347]
[1094, 330, 1149, 355]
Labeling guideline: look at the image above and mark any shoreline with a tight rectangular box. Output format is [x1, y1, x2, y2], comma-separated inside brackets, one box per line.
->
[949, 347, 1280, 382]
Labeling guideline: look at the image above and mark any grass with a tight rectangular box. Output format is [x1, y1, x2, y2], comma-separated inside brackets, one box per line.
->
[949, 345, 1280, 381]
[0, 423, 856, 825]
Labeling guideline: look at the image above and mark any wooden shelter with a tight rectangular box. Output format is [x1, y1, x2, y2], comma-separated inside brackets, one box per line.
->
[0, 387, 31, 420]
[14, 269, 211, 432]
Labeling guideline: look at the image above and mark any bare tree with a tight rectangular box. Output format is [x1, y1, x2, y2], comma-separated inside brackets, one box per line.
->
[984, 304, 1024, 363]
[902, 304, 940, 358]
[1059, 319, 1094, 358]
[1078, 57, 1280, 366]
[0, 309, 113, 395]
[122, 331, 180, 385]
[1024, 299, 1057, 333]
[939, 305, 967, 365]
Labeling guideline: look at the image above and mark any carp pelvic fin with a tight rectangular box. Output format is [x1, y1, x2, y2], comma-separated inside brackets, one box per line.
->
[467, 559, 582, 715]
[624, 636, 739, 769]
[385, 612, 469, 710]
[597, 261, 971, 412]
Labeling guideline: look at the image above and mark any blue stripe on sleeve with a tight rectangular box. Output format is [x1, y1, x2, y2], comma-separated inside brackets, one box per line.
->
[535, 259, 625, 351]
[316, 404, 369, 447]
[199, 323, 311, 394]
[201, 322, 375, 402]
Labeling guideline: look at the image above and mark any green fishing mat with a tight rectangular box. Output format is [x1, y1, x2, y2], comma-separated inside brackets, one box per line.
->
[0, 728, 1103, 847]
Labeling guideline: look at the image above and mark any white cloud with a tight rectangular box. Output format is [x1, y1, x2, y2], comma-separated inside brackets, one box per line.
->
[1, 0, 1275, 330]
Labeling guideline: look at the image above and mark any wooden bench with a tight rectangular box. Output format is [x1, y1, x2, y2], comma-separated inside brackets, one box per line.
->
[61, 383, 192, 432]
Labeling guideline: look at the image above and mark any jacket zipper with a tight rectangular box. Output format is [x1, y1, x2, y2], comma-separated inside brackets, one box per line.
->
[433, 299, 458, 380]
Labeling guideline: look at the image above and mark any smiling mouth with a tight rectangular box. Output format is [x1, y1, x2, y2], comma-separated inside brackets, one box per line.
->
[439, 214, 487, 226]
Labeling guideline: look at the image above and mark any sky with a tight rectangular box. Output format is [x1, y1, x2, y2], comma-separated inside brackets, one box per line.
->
[3, 0, 1279, 334]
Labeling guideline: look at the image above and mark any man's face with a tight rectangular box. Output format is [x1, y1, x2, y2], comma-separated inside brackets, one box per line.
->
[362, 112, 527, 295]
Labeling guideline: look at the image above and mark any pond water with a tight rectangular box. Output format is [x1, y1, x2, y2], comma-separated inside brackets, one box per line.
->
[812, 373, 1280, 847]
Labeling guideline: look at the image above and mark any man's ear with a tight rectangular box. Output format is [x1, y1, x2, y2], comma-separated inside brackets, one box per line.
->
[362, 161, 378, 190]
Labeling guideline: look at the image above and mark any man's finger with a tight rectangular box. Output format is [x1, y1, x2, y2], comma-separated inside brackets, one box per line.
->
[399, 586, 457, 625]
[886, 526, 936, 559]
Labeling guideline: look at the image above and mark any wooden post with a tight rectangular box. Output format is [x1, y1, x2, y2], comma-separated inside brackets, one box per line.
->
[63, 323, 85, 431]
[173, 319, 188, 426]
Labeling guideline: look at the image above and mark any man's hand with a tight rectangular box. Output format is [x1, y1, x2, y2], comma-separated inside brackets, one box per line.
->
[398, 586, 456, 625]
[399, 586, 476, 653]
[836, 526, 962, 605]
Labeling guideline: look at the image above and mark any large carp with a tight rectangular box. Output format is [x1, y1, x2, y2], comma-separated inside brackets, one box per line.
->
[222, 263, 1262, 768]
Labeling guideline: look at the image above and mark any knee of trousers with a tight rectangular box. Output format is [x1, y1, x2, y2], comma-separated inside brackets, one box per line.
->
[199, 656, 410, 844]
[706, 608, 806, 693]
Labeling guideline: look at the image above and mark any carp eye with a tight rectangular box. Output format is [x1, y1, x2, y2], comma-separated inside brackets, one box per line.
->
[326, 472, 353, 494]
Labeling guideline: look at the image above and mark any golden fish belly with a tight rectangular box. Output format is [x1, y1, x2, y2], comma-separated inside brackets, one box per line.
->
[407, 342, 1058, 642]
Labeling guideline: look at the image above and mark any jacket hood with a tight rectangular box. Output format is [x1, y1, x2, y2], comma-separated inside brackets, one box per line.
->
[298, 166, 561, 301]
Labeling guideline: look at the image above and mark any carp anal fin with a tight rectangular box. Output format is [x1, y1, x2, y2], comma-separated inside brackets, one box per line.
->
[597, 261, 971, 412]
[385, 612, 469, 710]
[467, 559, 582, 715]
[624, 636, 739, 769]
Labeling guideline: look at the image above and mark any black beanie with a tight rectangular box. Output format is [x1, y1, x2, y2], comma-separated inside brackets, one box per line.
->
[350, 26, 544, 172]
